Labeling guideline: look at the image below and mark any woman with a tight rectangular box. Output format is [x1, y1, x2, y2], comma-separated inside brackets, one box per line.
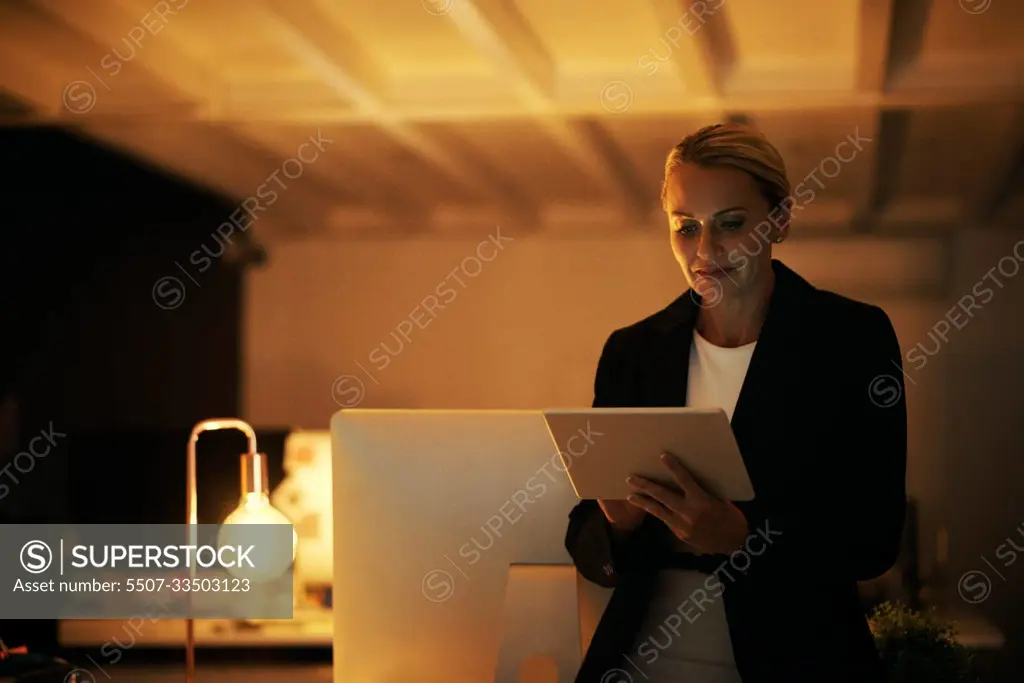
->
[566, 123, 907, 683]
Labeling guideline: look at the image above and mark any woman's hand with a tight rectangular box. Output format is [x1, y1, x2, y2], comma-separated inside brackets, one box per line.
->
[626, 452, 748, 555]
[597, 499, 646, 531]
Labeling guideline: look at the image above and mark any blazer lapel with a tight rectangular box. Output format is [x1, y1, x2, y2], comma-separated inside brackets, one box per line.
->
[728, 260, 812, 484]
[730, 262, 803, 431]
[644, 290, 698, 407]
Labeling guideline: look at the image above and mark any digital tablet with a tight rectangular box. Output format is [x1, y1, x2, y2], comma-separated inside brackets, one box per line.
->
[542, 407, 754, 501]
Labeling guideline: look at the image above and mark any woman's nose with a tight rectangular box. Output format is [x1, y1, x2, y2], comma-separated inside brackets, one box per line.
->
[695, 225, 719, 260]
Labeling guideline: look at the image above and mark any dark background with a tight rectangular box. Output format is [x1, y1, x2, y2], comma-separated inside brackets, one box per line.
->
[0, 126, 288, 655]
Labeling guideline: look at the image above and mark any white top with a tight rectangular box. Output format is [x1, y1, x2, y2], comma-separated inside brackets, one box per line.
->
[628, 330, 756, 683]
[686, 329, 757, 422]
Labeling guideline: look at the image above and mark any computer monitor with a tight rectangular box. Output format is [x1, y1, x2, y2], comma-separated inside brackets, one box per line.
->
[330, 409, 587, 683]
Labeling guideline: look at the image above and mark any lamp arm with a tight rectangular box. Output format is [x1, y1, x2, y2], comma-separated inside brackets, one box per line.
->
[185, 418, 258, 683]
[186, 419, 258, 525]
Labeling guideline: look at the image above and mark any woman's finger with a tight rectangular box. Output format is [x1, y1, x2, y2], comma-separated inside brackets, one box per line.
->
[626, 493, 673, 524]
[627, 476, 687, 513]
[667, 528, 700, 548]
[627, 493, 693, 530]
[661, 452, 708, 501]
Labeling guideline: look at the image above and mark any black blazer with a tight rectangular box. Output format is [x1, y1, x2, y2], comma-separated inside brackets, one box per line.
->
[567, 259, 907, 683]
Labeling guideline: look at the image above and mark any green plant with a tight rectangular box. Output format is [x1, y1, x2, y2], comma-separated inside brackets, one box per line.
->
[869, 601, 977, 683]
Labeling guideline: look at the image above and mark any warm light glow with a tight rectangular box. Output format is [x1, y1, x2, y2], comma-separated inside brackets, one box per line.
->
[217, 491, 297, 583]
[273, 432, 334, 584]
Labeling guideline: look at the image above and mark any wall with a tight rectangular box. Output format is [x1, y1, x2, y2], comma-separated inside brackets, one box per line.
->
[938, 230, 1024, 649]
[243, 233, 947, 421]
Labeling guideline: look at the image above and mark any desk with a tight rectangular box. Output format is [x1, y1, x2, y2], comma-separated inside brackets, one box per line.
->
[77, 665, 332, 682]
[59, 607, 333, 648]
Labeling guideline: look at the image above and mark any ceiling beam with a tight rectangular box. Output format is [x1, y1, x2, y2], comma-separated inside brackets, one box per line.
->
[29, 0, 345, 235]
[54, 15, 383, 222]
[262, 0, 537, 222]
[32, 85, 1024, 126]
[856, 109, 911, 234]
[884, 0, 932, 89]
[79, 120, 335, 236]
[850, 0, 898, 233]
[972, 105, 1024, 224]
[443, 0, 652, 223]
[444, 0, 556, 101]
[0, 3, 329, 237]
[9, 0, 204, 116]
[0, 2, 87, 116]
[32, 0, 214, 100]
[645, 0, 734, 98]
[230, 121, 440, 231]
[855, 0, 896, 92]
[0, 55, 59, 117]
[849, 109, 884, 232]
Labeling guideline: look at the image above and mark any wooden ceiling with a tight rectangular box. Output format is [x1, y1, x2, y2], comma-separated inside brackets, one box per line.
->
[1, 0, 1022, 240]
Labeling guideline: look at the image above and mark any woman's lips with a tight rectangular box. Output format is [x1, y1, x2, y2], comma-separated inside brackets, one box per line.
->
[693, 266, 732, 277]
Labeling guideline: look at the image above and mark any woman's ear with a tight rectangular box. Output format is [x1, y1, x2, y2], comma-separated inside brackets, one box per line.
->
[773, 202, 791, 242]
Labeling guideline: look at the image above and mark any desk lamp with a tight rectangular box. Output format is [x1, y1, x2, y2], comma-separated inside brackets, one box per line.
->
[185, 418, 297, 683]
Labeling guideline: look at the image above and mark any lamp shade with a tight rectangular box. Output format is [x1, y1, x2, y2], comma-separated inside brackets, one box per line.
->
[215, 451, 297, 582]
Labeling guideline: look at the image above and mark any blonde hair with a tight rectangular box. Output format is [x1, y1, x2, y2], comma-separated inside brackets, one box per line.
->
[661, 123, 791, 211]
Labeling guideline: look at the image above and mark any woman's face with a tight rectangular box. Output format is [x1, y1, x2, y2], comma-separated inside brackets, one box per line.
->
[663, 163, 784, 303]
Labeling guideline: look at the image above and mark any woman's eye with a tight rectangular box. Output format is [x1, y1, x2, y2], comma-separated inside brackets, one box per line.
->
[719, 219, 744, 231]
[674, 220, 699, 234]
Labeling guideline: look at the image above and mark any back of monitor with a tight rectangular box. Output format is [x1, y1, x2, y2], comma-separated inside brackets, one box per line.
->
[331, 409, 581, 683]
